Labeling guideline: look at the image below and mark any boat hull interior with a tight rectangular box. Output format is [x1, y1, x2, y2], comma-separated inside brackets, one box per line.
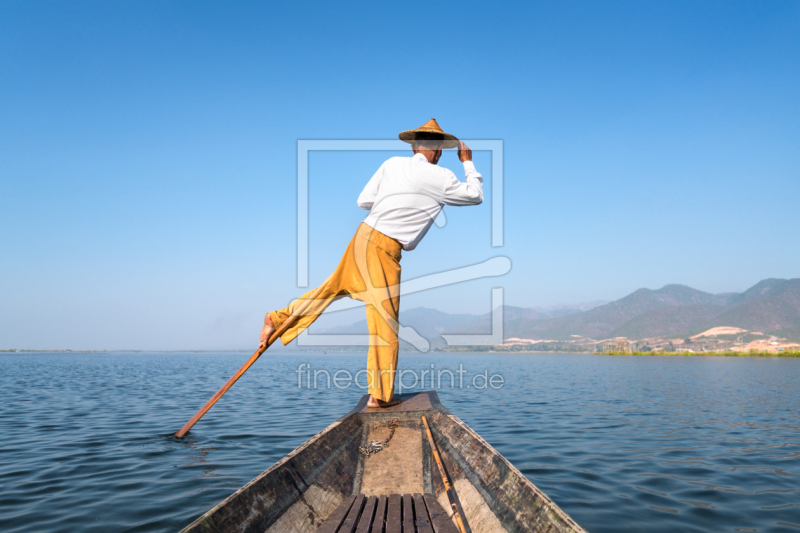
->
[182, 391, 586, 533]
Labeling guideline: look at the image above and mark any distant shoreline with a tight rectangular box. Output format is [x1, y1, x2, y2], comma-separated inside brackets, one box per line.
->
[598, 350, 800, 358]
[0, 349, 253, 354]
[3, 349, 799, 358]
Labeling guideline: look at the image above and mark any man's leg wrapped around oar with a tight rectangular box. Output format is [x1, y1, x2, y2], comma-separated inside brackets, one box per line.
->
[265, 223, 402, 404]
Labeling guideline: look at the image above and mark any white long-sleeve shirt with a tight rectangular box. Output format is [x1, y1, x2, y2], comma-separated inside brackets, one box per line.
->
[357, 153, 483, 251]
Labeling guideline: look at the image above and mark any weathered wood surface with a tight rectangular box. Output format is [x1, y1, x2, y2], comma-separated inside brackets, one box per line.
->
[316, 493, 458, 533]
[401, 495, 415, 533]
[355, 495, 377, 533]
[180, 391, 587, 533]
[424, 493, 460, 533]
[426, 409, 586, 533]
[359, 392, 435, 413]
[412, 493, 432, 532]
[316, 496, 356, 533]
[339, 494, 366, 533]
[181, 414, 362, 533]
[422, 415, 466, 533]
[360, 422, 424, 496]
[370, 495, 388, 533]
[385, 494, 401, 533]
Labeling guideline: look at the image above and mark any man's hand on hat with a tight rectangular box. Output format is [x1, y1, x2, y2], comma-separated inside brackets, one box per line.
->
[457, 141, 472, 162]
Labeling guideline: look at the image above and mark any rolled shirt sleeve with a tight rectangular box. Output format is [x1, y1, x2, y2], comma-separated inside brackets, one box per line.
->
[357, 162, 385, 210]
[441, 160, 483, 206]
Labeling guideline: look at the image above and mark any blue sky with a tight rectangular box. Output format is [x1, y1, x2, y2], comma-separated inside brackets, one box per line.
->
[1, 1, 798, 350]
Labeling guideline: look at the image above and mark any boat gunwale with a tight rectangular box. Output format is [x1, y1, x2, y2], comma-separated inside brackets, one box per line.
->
[432, 411, 588, 533]
[180, 415, 362, 532]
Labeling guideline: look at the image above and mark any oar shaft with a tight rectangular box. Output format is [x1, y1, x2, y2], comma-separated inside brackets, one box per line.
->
[174, 286, 326, 437]
[422, 416, 467, 533]
[173, 346, 266, 437]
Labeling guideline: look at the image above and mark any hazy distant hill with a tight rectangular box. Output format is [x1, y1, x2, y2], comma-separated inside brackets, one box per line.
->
[486, 284, 729, 341]
[726, 278, 796, 306]
[496, 279, 800, 342]
[317, 302, 606, 349]
[699, 280, 800, 339]
[308, 278, 800, 350]
[527, 301, 609, 317]
[447, 305, 548, 334]
[610, 305, 723, 339]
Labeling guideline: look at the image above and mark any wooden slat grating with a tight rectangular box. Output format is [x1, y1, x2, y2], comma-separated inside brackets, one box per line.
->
[412, 493, 432, 532]
[370, 495, 388, 533]
[316, 495, 357, 533]
[340, 494, 367, 533]
[317, 493, 456, 533]
[423, 494, 459, 533]
[402, 495, 415, 533]
[385, 494, 402, 533]
[355, 495, 378, 533]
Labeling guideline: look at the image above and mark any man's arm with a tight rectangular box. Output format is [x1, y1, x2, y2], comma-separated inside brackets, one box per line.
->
[442, 142, 483, 206]
[357, 161, 386, 210]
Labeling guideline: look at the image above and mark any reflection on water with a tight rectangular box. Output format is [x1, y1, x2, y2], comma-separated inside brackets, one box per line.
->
[0, 352, 798, 532]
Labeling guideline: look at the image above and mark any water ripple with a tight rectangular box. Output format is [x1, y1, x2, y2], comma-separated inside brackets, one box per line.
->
[1, 352, 799, 532]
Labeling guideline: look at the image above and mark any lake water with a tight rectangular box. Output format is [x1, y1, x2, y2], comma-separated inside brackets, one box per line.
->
[1, 352, 799, 532]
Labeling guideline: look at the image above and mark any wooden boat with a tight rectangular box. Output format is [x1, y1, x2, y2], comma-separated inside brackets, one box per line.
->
[181, 391, 587, 533]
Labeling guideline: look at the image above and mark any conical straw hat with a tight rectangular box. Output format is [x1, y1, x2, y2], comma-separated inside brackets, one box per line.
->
[398, 118, 459, 149]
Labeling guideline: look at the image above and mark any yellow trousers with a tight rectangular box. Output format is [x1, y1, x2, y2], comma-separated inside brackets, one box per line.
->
[269, 223, 402, 401]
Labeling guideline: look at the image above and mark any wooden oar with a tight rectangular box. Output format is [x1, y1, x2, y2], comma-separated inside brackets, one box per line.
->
[422, 416, 467, 533]
[174, 285, 327, 437]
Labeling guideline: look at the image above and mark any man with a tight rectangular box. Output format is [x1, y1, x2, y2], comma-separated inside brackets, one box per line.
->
[259, 119, 483, 407]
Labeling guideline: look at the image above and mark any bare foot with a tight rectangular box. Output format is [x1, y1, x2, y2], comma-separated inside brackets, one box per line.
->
[366, 395, 403, 408]
[259, 313, 275, 349]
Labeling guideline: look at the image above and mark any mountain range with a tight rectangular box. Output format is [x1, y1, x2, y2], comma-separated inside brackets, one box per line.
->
[315, 278, 800, 349]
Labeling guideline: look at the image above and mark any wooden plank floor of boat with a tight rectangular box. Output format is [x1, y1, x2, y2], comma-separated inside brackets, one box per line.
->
[316, 492, 458, 533]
